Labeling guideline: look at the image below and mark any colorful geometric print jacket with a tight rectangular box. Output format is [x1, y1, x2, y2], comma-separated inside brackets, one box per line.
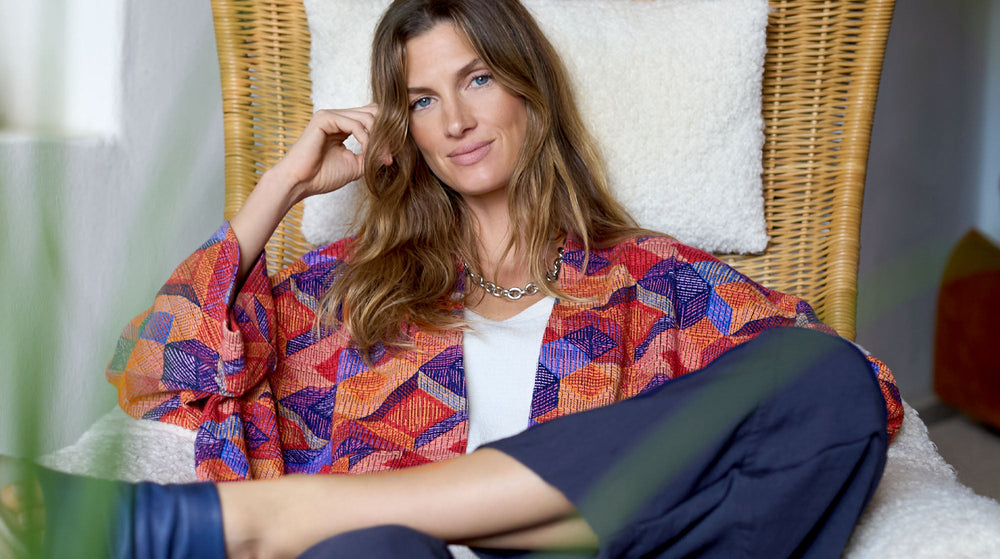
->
[107, 222, 904, 482]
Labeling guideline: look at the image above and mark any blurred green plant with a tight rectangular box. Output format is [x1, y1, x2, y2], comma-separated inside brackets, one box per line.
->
[0, 0, 70, 553]
[0, 0, 222, 556]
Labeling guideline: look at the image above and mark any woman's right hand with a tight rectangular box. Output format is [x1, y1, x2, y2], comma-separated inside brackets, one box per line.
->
[271, 104, 390, 203]
[229, 104, 391, 282]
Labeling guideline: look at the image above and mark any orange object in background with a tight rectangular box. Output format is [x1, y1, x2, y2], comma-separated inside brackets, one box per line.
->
[934, 229, 1000, 430]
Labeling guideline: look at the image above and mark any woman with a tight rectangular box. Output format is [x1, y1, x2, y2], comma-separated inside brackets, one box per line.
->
[3, 0, 902, 557]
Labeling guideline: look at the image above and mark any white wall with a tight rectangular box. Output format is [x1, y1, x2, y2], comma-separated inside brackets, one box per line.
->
[0, 0, 124, 136]
[858, 0, 997, 409]
[0, 0, 224, 455]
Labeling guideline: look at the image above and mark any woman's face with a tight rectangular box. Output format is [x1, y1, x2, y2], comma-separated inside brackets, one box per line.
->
[405, 23, 528, 206]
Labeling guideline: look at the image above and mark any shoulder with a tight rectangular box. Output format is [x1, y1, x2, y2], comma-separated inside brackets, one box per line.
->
[579, 234, 750, 285]
[303, 236, 355, 267]
[603, 234, 718, 265]
[271, 236, 356, 297]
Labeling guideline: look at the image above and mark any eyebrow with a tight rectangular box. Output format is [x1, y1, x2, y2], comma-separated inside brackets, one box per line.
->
[407, 58, 486, 96]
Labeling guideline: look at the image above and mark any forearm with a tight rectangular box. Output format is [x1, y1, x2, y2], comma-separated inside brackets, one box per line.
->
[228, 169, 302, 283]
[459, 514, 598, 552]
[218, 448, 596, 558]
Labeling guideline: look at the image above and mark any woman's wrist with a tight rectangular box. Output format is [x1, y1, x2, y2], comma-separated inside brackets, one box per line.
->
[229, 171, 302, 283]
[219, 475, 334, 559]
[256, 167, 305, 216]
[218, 480, 272, 558]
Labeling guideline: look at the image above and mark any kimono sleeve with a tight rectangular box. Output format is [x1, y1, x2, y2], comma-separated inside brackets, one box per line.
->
[105, 222, 345, 433]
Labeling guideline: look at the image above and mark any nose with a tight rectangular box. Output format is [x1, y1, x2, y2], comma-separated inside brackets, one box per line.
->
[443, 96, 476, 137]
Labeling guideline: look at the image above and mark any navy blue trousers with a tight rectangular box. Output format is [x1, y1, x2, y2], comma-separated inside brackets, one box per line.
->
[36, 327, 887, 558]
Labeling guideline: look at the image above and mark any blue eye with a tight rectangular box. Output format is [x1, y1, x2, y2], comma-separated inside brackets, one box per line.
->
[411, 97, 432, 110]
[472, 74, 492, 86]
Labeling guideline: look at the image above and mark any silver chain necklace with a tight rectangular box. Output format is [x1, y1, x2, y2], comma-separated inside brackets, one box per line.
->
[464, 248, 564, 301]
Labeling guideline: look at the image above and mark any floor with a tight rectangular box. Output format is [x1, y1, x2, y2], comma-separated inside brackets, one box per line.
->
[922, 401, 1000, 502]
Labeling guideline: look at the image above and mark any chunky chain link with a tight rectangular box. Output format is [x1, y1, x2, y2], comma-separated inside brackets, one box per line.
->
[465, 248, 564, 301]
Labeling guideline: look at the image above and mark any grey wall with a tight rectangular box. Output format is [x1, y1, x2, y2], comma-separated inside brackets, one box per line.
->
[858, 0, 999, 410]
[0, 0, 224, 455]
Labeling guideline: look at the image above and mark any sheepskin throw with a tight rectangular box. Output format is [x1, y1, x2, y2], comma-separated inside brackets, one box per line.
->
[301, 0, 770, 254]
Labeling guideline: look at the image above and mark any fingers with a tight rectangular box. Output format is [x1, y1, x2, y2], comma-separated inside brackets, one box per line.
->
[311, 106, 375, 141]
[271, 103, 395, 199]
[356, 104, 394, 166]
[312, 105, 393, 167]
[312, 109, 373, 160]
[355, 103, 394, 166]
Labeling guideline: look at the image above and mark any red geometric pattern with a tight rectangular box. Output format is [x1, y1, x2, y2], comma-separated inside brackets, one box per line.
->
[107, 224, 903, 481]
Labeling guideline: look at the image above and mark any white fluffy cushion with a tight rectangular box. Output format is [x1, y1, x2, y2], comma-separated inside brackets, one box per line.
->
[302, 0, 770, 254]
[845, 402, 1000, 558]
[39, 408, 197, 483]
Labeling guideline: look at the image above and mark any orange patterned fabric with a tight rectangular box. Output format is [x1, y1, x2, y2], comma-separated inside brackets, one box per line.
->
[107, 223, 902, 481]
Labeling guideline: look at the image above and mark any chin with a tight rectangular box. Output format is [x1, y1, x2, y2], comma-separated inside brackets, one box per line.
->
[446, 172, 510, 199]
[455, 182, 508, 199]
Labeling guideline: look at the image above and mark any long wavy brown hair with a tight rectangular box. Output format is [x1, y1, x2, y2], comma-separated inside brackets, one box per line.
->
[317, 0, 641, 356]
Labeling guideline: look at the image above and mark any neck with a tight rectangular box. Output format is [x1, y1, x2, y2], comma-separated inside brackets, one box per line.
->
[462, 189, 560, 288]
[471, 219, 526, 286]
[463, 189, 518, 274]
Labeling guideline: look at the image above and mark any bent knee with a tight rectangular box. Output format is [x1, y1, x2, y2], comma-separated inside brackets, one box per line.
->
[748, 327, 888, 450]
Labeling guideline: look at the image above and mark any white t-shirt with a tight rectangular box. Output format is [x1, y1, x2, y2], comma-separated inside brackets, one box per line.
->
[462, 296, 556, 452]
[450, 296, 555, 558]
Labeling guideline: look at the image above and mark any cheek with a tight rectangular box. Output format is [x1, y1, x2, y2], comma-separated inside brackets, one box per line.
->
[409, 124, 431, 155]
[504, 103, 529, 159]
[408, 128, 446, 179]
[501, 97, 528, 138]
[409, 127, 437, 167]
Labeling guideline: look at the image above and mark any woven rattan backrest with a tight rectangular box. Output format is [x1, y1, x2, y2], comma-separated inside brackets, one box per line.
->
[211, 0, 895, 340]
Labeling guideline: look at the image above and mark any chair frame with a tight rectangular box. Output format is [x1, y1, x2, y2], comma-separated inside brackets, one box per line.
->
[211, 0, 896, 340]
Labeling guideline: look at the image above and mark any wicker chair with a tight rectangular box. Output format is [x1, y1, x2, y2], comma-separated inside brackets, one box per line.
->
[212, 0, 893, 341]
[197, 3, 1000, 556]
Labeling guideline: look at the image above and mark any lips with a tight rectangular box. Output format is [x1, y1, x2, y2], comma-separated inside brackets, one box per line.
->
[448, 140, 493, 166]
